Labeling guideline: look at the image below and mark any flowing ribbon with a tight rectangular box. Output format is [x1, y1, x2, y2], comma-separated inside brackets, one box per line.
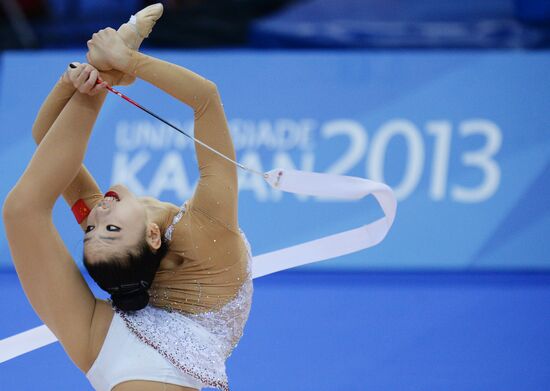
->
[0, 325, 57, 363]
[252, 168, 396, 278]
[0, 169, 396, 363]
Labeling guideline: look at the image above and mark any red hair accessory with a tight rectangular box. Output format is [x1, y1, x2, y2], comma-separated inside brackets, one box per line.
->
[71, 199, 91, 224]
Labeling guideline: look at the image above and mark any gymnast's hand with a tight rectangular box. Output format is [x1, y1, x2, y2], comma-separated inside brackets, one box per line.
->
[86, 28, 132, 72]
[62, 62, 108, 96]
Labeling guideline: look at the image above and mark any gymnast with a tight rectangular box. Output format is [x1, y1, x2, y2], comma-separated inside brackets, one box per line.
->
[2, 3, 251, 390]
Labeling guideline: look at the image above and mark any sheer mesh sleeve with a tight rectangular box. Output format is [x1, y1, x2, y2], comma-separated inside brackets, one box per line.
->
[123, 53, 238, 231]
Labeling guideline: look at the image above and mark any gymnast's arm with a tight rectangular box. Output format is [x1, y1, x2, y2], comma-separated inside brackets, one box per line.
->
[125, 53, 238, 229]
[2, 65, 109, 371]
[31, 66, 124, 230]
[88, 29, 238, 229]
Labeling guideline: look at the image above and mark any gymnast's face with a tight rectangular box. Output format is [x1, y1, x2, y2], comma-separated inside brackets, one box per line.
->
[83, 185, 147, 262]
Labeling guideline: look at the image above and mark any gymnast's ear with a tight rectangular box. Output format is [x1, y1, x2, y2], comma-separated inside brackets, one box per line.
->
[145, 223, 162, 252]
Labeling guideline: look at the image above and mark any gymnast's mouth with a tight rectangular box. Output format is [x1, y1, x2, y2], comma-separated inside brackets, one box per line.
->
[104, 191, 120, 201]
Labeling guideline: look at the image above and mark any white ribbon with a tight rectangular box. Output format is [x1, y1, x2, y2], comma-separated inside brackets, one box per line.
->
[0, 325, 57, 363]
[0, 168, 396, 363]
[253, 168, 396, 278]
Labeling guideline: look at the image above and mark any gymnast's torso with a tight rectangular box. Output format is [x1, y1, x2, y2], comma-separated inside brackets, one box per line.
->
[149, 197, 250, 314]
[83, 190, 250, 316]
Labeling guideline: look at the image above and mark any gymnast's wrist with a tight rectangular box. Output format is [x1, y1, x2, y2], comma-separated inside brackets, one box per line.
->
[99, 70, 120, 86]
[119, 49, 141, 76]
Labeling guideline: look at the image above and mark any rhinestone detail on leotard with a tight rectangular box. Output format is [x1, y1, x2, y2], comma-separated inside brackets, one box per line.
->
[164, 202, 187, 242]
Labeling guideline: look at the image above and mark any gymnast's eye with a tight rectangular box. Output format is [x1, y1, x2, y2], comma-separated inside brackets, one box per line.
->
[106, 225, 121, 232]
[85, 225, 95, 233]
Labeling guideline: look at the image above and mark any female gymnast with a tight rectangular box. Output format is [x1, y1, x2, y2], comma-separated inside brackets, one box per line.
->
[3, 3, 251, 390]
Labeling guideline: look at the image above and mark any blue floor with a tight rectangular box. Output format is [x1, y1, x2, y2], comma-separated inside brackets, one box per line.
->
[1, 271, 550, 390]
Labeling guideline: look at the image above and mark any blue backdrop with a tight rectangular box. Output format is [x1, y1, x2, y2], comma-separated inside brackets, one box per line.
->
[1, 50, 550, 391]
[0, 50, 549, 271]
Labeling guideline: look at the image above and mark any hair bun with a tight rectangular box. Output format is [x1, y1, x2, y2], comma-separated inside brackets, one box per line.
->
[112, 290, 150, 311]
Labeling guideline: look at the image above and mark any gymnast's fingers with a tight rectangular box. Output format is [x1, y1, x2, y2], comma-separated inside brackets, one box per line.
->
[76, 64, 93, 90]
[80, 68, 98, 94]
[89, 80, 107, 96]
[68, 63, 84, 84]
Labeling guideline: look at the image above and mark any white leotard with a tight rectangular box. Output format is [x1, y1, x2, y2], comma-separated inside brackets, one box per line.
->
[86, 312, 204, 391]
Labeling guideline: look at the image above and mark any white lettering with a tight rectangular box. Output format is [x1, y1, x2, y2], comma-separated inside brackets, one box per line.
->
[426, 121, 452, 201]
[452, 120, 502, 203]
[368, 119, 424, 200]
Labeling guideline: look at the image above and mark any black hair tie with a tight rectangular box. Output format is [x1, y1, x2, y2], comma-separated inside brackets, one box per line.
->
[108, 280, 149, 296]
[108, 281, 151, 311]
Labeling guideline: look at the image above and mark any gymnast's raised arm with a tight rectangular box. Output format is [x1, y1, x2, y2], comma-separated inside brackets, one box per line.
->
[88, 28, 239, 231]
[30, 65, 130, 230]
[32, 64, 102, 225]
